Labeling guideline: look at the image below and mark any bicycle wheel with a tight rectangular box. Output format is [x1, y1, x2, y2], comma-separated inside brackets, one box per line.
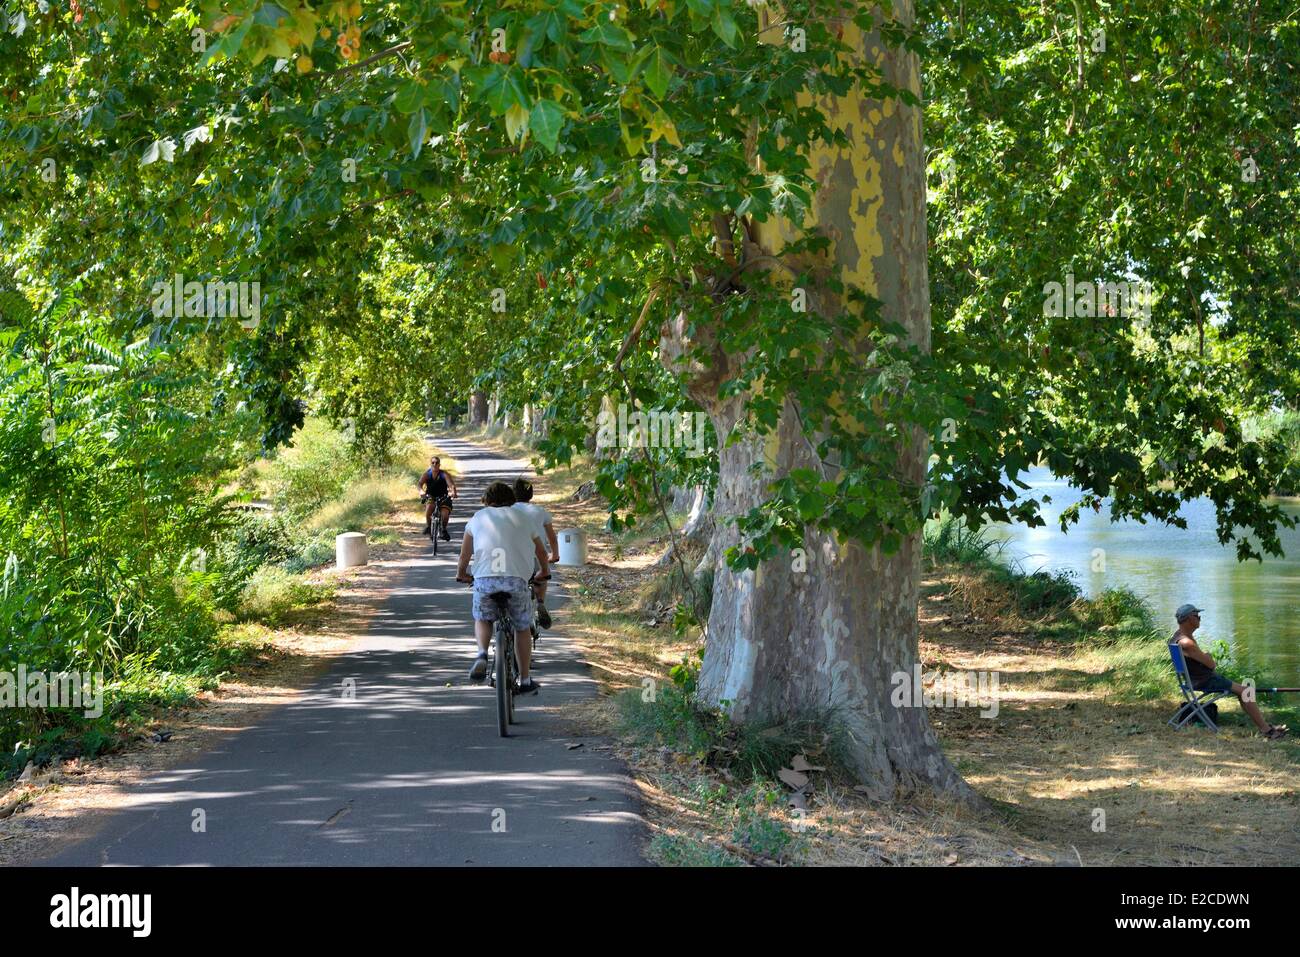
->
[507, 637, 517, 724]
[495, 619, 510, 737]
[529, 583, 539, 650]
[432, 519, 439, 555]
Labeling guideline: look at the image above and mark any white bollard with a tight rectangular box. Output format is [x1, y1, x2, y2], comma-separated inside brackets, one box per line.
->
[556, 528, 588, 566]
[336, 532, 368, 569]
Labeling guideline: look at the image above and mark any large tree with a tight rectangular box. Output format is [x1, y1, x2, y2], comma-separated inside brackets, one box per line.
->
[3, 0, 1295, 799]
[658, 4, 966, 796]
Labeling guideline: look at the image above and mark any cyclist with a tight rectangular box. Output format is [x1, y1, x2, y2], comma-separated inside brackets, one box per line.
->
[456, 480, 550, 695]
[511, 477, 560, 629]
[418, 455, 458, 540]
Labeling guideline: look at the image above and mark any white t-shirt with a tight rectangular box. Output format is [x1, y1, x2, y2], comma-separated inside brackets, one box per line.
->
[511, 502, 553, 543]
[465, 505, 543, 580]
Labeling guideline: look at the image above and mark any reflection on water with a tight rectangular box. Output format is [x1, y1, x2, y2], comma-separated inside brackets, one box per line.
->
[986, 467, 1300, 685]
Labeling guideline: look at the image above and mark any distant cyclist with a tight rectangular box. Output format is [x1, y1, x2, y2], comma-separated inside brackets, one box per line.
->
[512, 477, 560, 629]
[418, 456, 458, 540]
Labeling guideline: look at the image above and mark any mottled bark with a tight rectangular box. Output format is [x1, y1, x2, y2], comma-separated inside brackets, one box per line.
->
[659, 3, 972, 801]
[468, 391, 488, 425]
[656, 484, 715, 568]
[594, 393, 618, 462]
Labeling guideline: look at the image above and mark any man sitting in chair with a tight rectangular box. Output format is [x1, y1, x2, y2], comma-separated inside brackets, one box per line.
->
[1173, 603, 1287, 740]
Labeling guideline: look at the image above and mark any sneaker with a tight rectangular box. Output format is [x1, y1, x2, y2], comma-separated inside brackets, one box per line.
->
[468, 652, 489, 681]
[514, 678, 541, 696]
[423, 524, 432, 535]
[442, 529, 451, 541]
[536, 603, 552, 630]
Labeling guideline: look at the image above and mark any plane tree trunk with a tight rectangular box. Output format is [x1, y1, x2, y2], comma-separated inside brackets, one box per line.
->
[468, 391, 488, 425]
[658, 3, 973, 802]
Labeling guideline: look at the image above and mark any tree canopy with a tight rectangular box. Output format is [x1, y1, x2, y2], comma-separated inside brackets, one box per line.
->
[3, 0, 1297, 792]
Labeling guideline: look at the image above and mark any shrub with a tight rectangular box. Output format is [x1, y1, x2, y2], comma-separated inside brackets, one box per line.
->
[236, 566, 331, 625]
[266, 419, 358, 518]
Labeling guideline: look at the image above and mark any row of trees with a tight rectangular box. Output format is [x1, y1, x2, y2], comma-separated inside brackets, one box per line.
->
[3, 0, 1296, 796]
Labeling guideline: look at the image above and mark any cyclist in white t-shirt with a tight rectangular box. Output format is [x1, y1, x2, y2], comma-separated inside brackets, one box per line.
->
[456, 480, 550, 693]
[511, 478, 560, 629]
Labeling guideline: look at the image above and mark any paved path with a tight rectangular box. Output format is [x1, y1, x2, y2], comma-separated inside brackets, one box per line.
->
[40, 437, 645, 866]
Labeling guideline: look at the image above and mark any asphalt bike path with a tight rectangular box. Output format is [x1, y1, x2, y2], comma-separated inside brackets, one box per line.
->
[39, 436, 646, 866]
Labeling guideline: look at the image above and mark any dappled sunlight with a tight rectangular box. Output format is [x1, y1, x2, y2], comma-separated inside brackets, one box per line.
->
[17, 437, 646, 867]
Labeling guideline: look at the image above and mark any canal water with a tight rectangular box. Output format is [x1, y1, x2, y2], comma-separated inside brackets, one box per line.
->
[985, 467, 1300, 685]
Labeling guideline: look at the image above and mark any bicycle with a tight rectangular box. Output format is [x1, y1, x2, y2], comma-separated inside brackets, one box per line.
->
[528, 576, 541, 651]
[422, 493, 453, 554]
[457, 572, 549, 737]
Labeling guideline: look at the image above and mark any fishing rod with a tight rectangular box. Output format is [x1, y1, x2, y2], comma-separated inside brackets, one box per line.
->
[1255, 687, 1300, 693]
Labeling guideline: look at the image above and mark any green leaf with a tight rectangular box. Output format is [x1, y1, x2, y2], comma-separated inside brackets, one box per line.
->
[619, 109, 645, 155]
[643, 46, 672, 99]
[489, 243, 515, 272]
[504, 102, 530, 143]
[226, 16, 256, 57]
[265, 33, 293, 59]
[394, 81, 426, 115]
[579, 20, 635, 52]
[407, 108, 428, 159]
[530, 99, 563, 153]
[600, 47, 633, 85]
[252, 3, 290, 27]
[432, 75, 461, 112]
[711, 6, 739, 47]
[481, 66, 529, 115]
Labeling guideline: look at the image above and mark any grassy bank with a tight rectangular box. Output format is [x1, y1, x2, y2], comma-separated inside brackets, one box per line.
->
[922, 516, 1300, 730]
[519, 446, 1300, 865]
[2, 417, 429, 780]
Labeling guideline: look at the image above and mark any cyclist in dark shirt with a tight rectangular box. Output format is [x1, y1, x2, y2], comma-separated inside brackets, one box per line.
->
[418, 456, 458, 540]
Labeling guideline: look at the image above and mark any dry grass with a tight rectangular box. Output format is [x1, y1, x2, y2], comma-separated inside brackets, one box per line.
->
[920, 570, 1300, 866]
[523, 451, 1300, 866]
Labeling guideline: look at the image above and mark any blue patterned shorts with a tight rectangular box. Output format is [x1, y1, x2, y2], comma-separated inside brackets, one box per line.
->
[471, 576, 532, 628]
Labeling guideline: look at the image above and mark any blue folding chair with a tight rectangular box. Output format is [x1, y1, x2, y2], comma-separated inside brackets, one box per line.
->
[1168, 642, 1230, 732]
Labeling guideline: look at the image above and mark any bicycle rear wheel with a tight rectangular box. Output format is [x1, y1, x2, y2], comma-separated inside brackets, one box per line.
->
[495, 620, 510, 737]
[529, 583, 539, 650]
[507, 639, 517, 724]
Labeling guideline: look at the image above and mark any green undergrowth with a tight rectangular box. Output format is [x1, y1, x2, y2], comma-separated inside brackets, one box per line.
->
[616, 684, 837, 864]
[2, 417, 423, 779]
